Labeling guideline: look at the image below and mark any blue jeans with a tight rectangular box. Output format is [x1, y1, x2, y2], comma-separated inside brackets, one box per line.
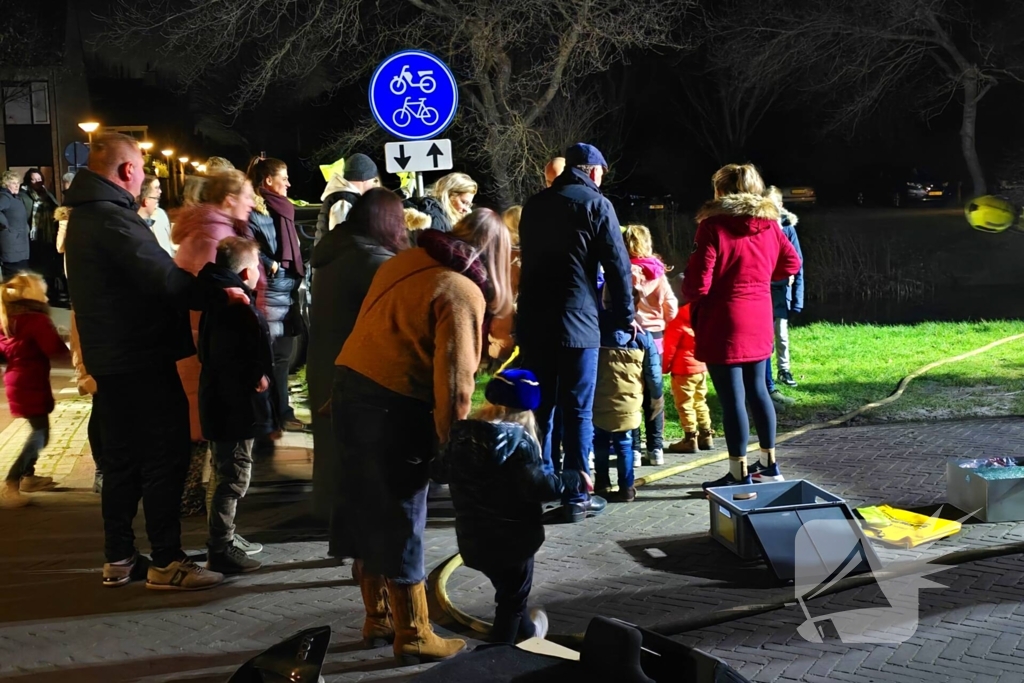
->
[765, 355, 776, 393]
[524, 346, 599, 505]
[594, 429, 634, 490]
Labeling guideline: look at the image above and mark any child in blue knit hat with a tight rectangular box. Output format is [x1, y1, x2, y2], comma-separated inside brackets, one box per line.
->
[440, 369, 585, 644]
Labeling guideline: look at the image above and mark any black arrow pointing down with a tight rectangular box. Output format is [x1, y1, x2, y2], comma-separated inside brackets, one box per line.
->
[394, 144, 411, 170]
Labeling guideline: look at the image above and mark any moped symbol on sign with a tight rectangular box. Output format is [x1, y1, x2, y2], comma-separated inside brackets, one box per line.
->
[370, 50, 458, 141]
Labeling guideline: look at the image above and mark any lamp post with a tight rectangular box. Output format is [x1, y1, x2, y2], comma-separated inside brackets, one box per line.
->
[77, 121, 100, 145]
[162, 149, 176, 205]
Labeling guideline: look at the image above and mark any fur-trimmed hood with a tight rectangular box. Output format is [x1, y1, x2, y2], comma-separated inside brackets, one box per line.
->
[780, 207, 798, 227]
[696, 193, 781, 230]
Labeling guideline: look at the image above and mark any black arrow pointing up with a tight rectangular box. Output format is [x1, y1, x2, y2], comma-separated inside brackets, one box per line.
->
[394, 144, 411, 170]
[427, 142, 444, 169]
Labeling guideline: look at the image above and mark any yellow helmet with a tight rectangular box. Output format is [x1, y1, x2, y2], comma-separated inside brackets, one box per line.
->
[965, 195, 1017, 233]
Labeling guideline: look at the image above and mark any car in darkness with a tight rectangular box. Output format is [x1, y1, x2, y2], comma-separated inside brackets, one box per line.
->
[855, 166, 954, 208]
[781, 184, 817, 207]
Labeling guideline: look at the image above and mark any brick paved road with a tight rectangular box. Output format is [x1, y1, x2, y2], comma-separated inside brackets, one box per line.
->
[2, 413, 1024, 681]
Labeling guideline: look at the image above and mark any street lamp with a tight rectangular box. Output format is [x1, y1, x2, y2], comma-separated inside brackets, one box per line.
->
[190, 160, 200, 168]
[78, 121, 100, 145]
[139, 141, 154, 152]
[161, 149, 174, 158]
[178, 156, 189, 164]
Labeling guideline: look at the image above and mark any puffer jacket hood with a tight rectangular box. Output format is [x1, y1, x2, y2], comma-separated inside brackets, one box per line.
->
[780, 207, 799, 227]
[696, 193, 780, 236]
[321, 174, 359, 202]
[631, 256, 666, 296]
[62, 168, 136, 211]
[170, 203, 239, 246]
[449, 419, 530, 471]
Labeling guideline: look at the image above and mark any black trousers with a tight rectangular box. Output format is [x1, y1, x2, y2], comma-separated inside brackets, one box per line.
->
[271, 336, 295, 422]
[480, 557, 536, 644]
[94, 364, 190, 567]
[88, 396, 103, 474]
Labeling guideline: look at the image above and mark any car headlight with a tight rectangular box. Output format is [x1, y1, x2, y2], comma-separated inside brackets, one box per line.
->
[907, 182, 923, 189]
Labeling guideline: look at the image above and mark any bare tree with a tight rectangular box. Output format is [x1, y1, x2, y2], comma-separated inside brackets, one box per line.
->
[725, 0, 1024, 196]
[110, 0, 691, 204]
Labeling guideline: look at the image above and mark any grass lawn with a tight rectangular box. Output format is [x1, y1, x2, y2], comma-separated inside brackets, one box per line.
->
[473, 320, 1024, 442]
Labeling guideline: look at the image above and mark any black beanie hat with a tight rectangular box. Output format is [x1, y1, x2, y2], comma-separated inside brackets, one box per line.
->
[344, 153, 379, 182]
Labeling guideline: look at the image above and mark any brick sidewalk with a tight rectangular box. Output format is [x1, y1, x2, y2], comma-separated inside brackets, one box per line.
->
[2, 415, 1024, 681]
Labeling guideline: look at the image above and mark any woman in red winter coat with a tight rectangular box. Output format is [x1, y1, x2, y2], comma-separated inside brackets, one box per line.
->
[0, 274, 70, 508]
[683, 164, 801, 490]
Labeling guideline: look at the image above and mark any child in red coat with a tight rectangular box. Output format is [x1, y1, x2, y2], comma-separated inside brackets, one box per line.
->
[662, 301, 715, 454]
[0, 274, 69, 509]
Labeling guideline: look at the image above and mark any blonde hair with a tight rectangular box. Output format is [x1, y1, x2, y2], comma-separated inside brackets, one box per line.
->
[433, 172, 478, 224]
[451, 209, 514, 319]
[203, 170, 250, 205]
[1, 273, 47, 335]
[204, 157, 235, 175]
[622, 224, 653, 258]
[404, 207, 432, 231]
[712, 164, 765, 198]
[1, 170, 20, 186]
[502, 205, 522, 246]
[472, 401, 539, 442]
[765, 185, 784, 207]
[182, 176, 207, 207]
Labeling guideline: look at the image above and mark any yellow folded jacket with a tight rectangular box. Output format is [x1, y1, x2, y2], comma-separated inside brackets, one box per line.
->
[856, 505, 962, 548]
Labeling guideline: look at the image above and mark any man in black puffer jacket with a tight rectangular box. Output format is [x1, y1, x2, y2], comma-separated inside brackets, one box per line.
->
[64, 133, 248, 592]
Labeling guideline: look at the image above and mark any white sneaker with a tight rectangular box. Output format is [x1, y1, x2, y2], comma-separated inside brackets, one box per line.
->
[529, 607, 549, 640]
[633, 452, 643, 468]
[20, 475, 55, 492]
[588, 451, 595, 471]
[649, 449, 664, 466]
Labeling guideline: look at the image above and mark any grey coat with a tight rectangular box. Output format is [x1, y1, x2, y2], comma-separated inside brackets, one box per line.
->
[0, 188, 31, 263]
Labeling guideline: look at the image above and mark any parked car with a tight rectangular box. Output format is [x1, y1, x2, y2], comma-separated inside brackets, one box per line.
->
[781, 185, 817, 207]
[856, 166, 953, 207]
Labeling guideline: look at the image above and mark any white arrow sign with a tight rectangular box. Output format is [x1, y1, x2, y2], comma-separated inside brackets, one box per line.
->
[384, 139, 453, 174]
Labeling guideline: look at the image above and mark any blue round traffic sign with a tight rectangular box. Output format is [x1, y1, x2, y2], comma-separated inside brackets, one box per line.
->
[369, 50, 458, 141]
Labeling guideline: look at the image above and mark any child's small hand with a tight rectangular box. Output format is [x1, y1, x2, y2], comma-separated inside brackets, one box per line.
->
[255, 375, 270, 393]
[224, 287, 251, 306]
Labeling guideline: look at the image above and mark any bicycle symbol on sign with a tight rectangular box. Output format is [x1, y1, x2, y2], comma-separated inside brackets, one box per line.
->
[393, 98, 440, 128]
[390, 65, 436, 95]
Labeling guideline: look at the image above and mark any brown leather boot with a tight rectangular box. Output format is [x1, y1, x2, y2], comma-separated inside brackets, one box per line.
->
[359, 570, 395, 649]
[387, 579, 466, 665]
[668, 432, 698, 454]
[698, 429, 716, 451]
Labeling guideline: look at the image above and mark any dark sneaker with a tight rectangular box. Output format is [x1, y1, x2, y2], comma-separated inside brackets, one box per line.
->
[102, 552, 140, 588]
[778, 370, 798, 387]
[564, 495, 607, 523]
[207, 544, 262, 574]
[147, 558, 224, 590]
[594, 476, 613, 495]
[769, 390, 795, 409]
[701, 472, 753, 491]
[750, 461, 785, 483]
[233, 534, 263, 555]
